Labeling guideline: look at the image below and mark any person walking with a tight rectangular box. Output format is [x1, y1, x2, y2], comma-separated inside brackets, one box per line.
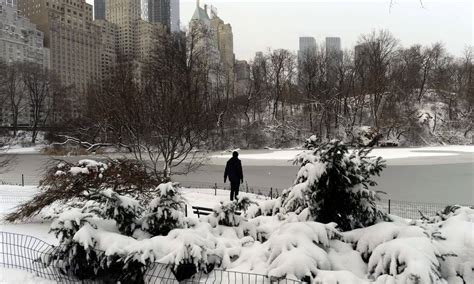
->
[224, 151, 243, 201]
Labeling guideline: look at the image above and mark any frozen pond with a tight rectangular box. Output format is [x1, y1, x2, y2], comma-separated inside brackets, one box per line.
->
[0, 147, 472, 205]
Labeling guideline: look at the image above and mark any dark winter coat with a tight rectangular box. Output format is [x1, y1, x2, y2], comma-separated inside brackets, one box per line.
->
[224, 157, 243, 184]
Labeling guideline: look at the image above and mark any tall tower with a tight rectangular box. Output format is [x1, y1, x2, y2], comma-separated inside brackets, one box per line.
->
[325, 37, 341, 55]
[94, 0, 106, 20]
[325, 37, 342, 84]
[298, 36, 317, 61]
[147, 0, 171, 31]
[299, 37, 317, 52]
[106, 0, 141, 58]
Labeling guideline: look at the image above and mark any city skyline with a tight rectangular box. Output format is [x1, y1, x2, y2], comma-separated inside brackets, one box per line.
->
[86, 0, 473, 61]
[180, 0, 472, 60]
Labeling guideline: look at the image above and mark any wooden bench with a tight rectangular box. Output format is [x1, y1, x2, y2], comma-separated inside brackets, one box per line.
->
[192, 206, 213, 218]
[191, 206, 242, 218]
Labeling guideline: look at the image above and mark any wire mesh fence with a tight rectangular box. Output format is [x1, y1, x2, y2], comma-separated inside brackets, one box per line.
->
[0, 232, 304, 284]
[375, 199, 467, 220]
[0, 232, 86, 283]
[0, 174, 41, 186]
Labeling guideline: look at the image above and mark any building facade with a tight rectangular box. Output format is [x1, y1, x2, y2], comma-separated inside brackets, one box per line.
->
[106, 0, 141, 58]
[210, 7, 234, 73]
[94, 0, 105, 20]
[105, 0, 163, 64]
[0, 0, 51, 126]
[144, 0, 179, 32]
[17, 0, 101, 96]
[325, 37, 342, 83]
[298, 36, 317, 66]
[325, 37, 341, 54]
[95, 19, 117, 82]
[299, 37, 316, 53]
[0, 0, 49, 67]
[147, 0, 170, 30]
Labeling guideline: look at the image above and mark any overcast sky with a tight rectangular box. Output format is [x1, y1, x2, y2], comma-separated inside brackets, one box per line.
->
[86, 0, 473, 61]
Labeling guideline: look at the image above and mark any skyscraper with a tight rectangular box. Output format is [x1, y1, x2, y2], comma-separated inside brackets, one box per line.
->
[95, 19, 118, 82]
[298, 36, 317, 63]
[94, 0, 105, 20]
[106, 0, 165, 62]
[299, 37, 317, 53]
[147, 0, 171, 30]
[325, 37, 341, 55]
[325, 37, 342, 83]
[106, 0, 141, 58]
[17, 0, 101, 95]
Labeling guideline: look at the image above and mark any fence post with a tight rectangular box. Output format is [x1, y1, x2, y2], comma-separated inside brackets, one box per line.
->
[185, 205, 188, 217]
[214, 183, 217, 196]
[21, 174, 24, 187]
[270, 188, 273, 200]
[388, 199, 391, 214]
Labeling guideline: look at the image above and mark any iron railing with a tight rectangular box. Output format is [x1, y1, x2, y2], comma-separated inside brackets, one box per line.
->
[0, 232, 303, 284]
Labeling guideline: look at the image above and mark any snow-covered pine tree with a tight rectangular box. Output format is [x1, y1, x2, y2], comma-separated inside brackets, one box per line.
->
[280, 139, 386, 231]
[47, 198, 146, 282]
[90, 189, 143, 236]
[141, 182, 186, 236]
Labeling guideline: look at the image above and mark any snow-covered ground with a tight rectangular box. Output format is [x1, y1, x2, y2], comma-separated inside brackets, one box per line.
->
[0, 268, 56, 284]
[0, 185, 266, 244]
[0, 145, 45, 154]
[212, 145, 474, 161]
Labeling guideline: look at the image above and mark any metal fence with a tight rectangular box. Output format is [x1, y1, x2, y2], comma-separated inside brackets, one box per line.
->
[0, 232, 303, 284]
[0, 174, 40, 186]
[375, 199, 465, 220]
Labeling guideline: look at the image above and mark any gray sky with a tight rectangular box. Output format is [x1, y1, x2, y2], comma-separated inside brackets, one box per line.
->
[87, 0, 473, 61]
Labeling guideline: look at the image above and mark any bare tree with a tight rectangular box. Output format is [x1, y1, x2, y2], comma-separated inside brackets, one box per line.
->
[357, 30, 398, 128]
[4, 63, 27, 135]
[89, 26, 215, 179]
[22, 63, 57, 144]
[268, 49, 296, 122]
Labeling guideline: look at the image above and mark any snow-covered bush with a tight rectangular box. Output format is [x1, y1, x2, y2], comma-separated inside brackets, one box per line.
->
[266, 222, 338, 280]
[156, 228, 218, 280]
[209, 195, 256, 227]
[141, 182, 186, 236]
[46, 209, 146, 283]
[5, 158, 160, 222]
[343, 222, 425, 261]
[279, 139, 386, 231]
[90, 189, 143, 236]
[368, 237, 443, 283]
[49, 208, 97, 245]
